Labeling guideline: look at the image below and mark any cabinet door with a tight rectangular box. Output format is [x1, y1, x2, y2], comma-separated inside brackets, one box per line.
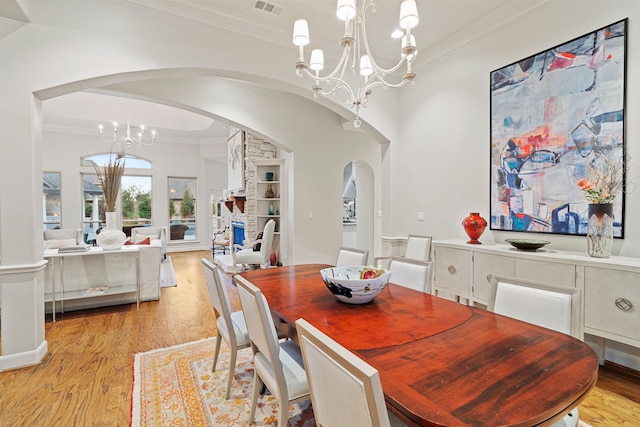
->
[515, 259, 575, 287]
[584, 267, 640, 344]
[472, 252, 515, 303]
[434, 247, 470, 298]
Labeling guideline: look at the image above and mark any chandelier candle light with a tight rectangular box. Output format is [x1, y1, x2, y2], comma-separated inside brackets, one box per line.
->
[293, 0, 419, 128]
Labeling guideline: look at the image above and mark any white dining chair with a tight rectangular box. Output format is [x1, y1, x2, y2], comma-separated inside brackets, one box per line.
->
[487, 275, 582, 427]
[388, 256, 433, 293]
[201, 258, 251, 399]
[296, 318, 407, 427]
[235, 276, 310, 426]
[405, 234, 432, 262]
[336, 246, 369, 266]
[375, 234, 432, 268]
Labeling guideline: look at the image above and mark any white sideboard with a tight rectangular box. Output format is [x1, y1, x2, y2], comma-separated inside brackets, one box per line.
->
[432, 239, 640, 363]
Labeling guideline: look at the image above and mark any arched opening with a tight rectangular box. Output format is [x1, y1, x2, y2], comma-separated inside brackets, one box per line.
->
[342, 161, 374, 260]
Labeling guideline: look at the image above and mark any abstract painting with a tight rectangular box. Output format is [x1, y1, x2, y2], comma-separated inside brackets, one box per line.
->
[227, 129, 245, 191]
[490, 19, 626, 237]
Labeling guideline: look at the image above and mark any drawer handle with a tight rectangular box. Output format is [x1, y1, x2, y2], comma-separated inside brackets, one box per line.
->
[448, 265, 456, 274]
[615, 298, 633, 311]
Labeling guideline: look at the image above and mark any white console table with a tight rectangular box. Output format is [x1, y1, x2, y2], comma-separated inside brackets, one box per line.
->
[433, 239, 640, 363]
[44, 246, 140, 322]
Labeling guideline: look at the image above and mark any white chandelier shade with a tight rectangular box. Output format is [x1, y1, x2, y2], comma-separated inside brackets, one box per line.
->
[293, 0, 419, 127]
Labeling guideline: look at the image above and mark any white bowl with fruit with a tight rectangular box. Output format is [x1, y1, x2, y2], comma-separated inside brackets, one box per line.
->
[319, 266, 391, 304]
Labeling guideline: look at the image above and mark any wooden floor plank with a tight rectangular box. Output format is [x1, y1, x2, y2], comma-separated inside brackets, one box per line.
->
[0, 250, 638, 426]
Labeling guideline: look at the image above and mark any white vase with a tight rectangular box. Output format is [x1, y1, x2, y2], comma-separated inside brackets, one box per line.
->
[96, 212, 126, 250]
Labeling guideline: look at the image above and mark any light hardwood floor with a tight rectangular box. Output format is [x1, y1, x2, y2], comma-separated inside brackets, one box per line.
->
[0, 250, 638, 426]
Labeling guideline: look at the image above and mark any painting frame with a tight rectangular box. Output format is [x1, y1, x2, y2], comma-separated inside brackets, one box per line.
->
[227, 129, 245, 192]
[489, 19, 627, 238]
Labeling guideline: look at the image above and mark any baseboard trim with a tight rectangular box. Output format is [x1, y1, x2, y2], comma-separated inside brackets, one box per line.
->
[0, 340, 48, 372]
[602, 360, 640, 379]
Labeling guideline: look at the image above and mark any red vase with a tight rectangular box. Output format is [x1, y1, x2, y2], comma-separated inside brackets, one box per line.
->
[462, 212, 487, 244]
[270, 252, 277, 266]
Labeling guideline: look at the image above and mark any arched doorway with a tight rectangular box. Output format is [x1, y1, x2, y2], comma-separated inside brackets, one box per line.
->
[342, 161, 374, 261]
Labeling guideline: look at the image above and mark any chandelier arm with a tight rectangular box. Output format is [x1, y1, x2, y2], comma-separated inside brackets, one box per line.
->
[323, 46, 353, 81]
[296, 67, 357, 102]
[363, 71, 414, 92]
[296, 45, 352, 83]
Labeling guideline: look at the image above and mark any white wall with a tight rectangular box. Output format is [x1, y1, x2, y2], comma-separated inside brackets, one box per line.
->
[393, 0, 640, 258]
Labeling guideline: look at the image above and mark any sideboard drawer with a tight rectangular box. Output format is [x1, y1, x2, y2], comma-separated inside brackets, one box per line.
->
[584, 266, 640, 343]
[515, 258, 576, 287]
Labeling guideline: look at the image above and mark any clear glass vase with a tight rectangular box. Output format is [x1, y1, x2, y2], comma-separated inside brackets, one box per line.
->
[587, 203, 613, 258]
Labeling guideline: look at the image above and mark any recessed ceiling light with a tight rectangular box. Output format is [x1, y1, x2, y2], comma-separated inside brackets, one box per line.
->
[391, 29, 404, 39]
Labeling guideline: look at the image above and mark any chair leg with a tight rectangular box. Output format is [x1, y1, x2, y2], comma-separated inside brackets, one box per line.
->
[278, 397, 290, 427]
[248, 372, 262, 425]
[225, 347, 237, 399]
[212, 333, 222, 372]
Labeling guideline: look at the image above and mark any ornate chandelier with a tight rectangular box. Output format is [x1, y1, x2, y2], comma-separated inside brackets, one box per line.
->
[98, 109, 156, 150]
[293, 0, 419, 128]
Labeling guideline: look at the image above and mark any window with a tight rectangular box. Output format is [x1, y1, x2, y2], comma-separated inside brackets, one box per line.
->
[169, 177, 197, 241]
[81, 153, 153, 243]
[121, 176, 152, 230]
[82, 173, 103, 244]
[43, 171, 61, 230]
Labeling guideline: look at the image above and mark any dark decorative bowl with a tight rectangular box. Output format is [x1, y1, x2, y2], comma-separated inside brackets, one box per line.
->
[505, 239, 550, 251]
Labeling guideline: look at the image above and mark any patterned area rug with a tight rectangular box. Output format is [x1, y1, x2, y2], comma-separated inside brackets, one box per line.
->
[131, 338, 315, 426]
[159, 256, 177, 288]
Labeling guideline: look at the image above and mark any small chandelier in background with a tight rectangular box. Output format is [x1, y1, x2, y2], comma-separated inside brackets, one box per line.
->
[293, 0, 419, 128]
[98, 109, 157, 151]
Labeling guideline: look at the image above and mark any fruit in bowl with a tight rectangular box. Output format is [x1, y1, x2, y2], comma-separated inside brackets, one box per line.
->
[320, 266, 391, 304]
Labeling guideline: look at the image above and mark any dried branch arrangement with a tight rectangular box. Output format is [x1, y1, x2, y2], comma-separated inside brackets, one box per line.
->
[93, 155, 125, 212]
[577, 151, 624, 204]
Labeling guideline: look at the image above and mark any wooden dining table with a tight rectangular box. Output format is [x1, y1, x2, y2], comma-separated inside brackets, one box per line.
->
[236, 264, 599, 427]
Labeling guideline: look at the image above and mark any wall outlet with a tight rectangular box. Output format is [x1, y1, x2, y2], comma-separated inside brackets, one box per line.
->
[308, 211, 314, 219]
[417, 211, 425, 221]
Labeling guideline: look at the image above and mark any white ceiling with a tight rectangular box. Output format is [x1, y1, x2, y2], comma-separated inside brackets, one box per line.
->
[7, 0, 547, 146]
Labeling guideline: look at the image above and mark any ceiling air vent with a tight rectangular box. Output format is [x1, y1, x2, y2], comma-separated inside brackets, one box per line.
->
[252, 0, 283, 16]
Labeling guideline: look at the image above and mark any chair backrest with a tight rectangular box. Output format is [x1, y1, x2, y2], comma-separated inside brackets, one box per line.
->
[132, 226, 165, 242]
[487, 275, 582, 339]
[235, 275, 287, 390]
[170, 224, 189, 239]
[258, 219, 276, 261]
[405, 234, 432, 261]
[43, 228, 83, 247]
[296, 318, 391, 427]
[336, 247, 369, 266]
[132, 226, 167, 255]
[201, 258, 234, 325]
[388, 256, 432, 293]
